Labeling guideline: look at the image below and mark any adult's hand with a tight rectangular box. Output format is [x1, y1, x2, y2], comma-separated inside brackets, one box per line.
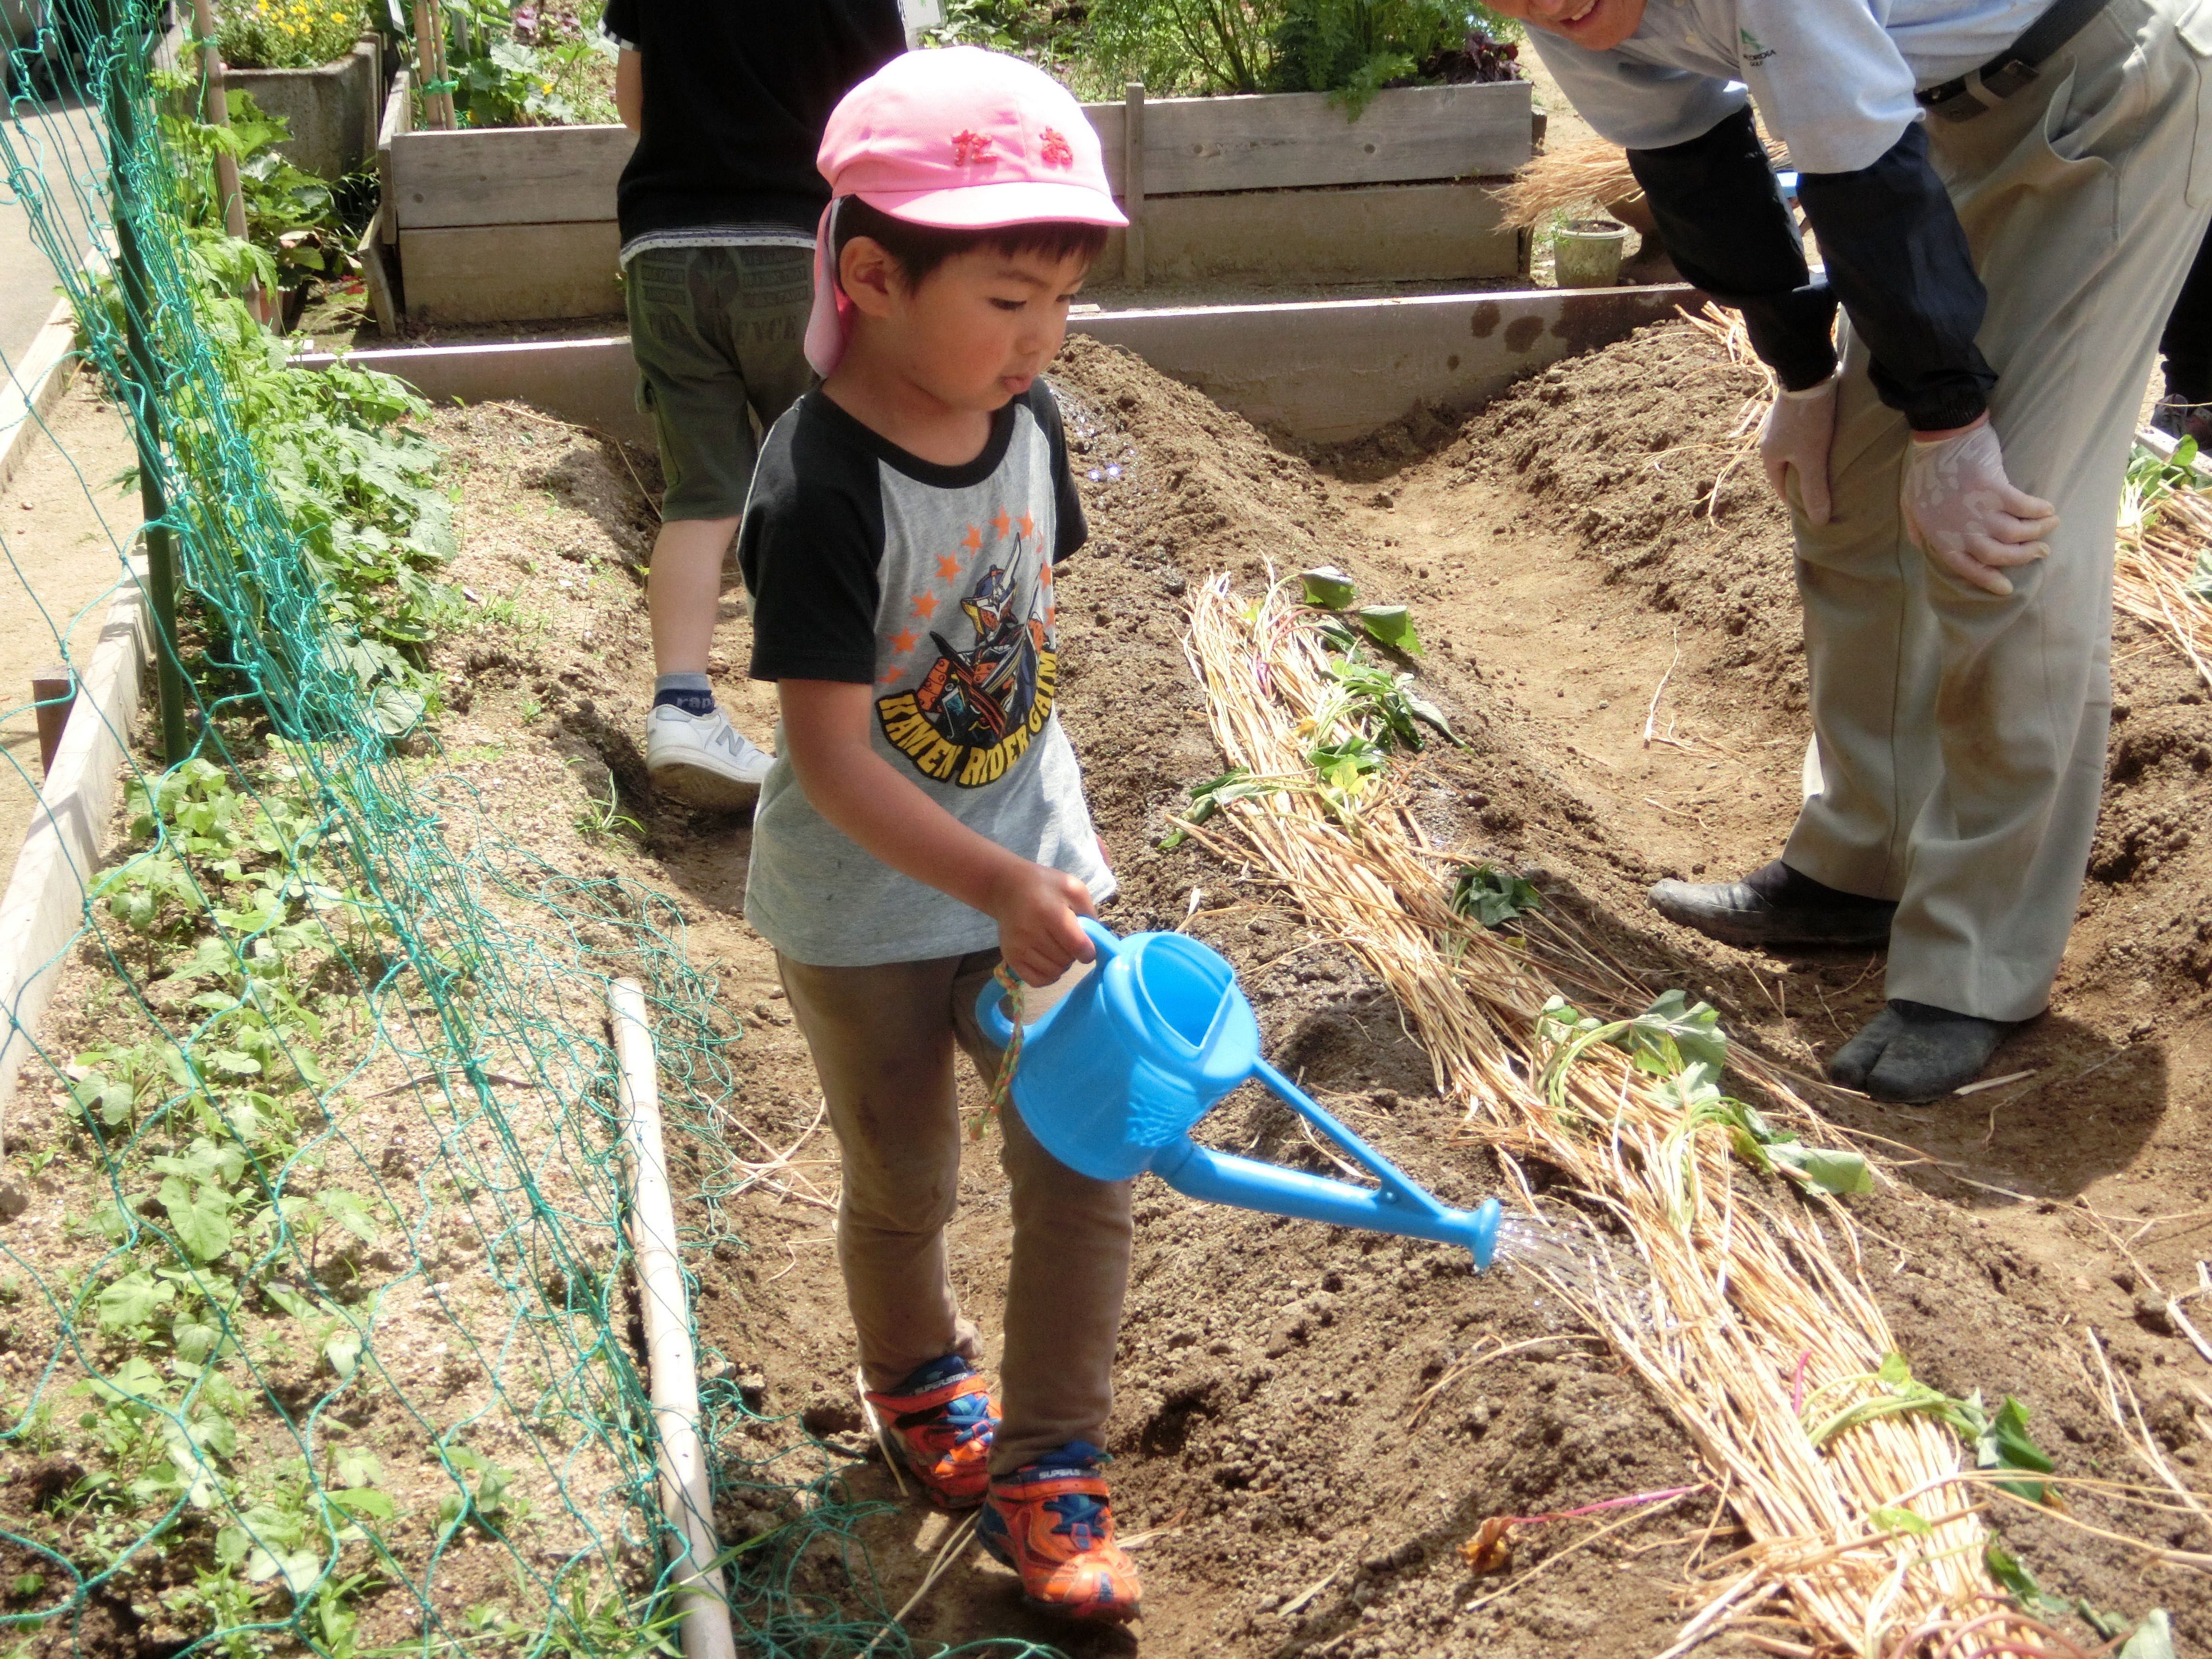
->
[1899, 419, 2058, 597]
[1759, 375, 1838, 524]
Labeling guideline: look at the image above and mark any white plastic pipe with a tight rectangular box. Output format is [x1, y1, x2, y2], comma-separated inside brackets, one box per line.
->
[609, 979, 738, 1659]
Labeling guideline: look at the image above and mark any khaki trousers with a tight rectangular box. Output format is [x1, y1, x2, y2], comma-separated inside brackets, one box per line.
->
[775, 949, 1135, 1473]
[1784, 0, 2212, 1021]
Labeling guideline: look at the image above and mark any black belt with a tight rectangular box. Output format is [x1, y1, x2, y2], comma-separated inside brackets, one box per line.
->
[1915, 0, 2114, 120]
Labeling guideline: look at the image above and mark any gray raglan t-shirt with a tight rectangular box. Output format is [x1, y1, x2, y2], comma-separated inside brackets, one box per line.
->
[736, 383, 1116, 967]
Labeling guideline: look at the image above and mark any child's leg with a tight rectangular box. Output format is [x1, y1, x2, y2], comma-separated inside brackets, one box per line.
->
[777, 951, 982, 1389]
[949, 956, 1135, 1472]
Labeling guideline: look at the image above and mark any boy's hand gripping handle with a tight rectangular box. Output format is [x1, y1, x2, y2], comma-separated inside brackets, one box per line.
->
[976, 917, 1119, 1047]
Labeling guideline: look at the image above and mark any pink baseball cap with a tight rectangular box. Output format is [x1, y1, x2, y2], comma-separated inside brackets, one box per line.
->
[805, 46, 1127, 376]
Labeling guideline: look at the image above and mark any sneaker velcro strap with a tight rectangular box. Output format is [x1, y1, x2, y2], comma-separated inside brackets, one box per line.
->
[868, 1370, 991, 1428]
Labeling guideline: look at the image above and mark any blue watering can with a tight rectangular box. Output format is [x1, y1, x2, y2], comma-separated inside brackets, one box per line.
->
[978, 920, 1500, 1268]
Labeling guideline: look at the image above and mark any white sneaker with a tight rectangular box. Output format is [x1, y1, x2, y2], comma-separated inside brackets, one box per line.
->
[644, 704, 774, 809]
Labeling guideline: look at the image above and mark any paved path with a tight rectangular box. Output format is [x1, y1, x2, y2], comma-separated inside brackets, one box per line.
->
[1, 92, 103, 372]
[2, 92, 129, 867]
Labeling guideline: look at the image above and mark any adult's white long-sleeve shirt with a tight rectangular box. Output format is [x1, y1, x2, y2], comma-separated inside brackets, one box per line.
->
[1527, 0, 2049, 172]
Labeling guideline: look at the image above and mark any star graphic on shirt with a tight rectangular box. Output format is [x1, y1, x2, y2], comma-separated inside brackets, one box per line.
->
[1045, 603, 1058, 627]
[962, 524, 982, 552]
[911, 591, 939, 620]
[991, 509, 1011, 539]
[889, 627, 918, 654]
[936, 553, 962, 581]
[1038, 562, 1054, 588]
[1018, 512, 1036, 541]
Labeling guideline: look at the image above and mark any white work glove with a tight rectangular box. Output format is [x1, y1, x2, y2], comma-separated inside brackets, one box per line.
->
[1899, 419, 2058, 597]
[1758, 375, 1838, 525]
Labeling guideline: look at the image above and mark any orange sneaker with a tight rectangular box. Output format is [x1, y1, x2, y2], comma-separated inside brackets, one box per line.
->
[976, 1442, 1142, 1622]
[863, 1356, 998, 1509]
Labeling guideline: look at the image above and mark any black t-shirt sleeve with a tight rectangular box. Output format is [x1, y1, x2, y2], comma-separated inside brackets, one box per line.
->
[1031, 383, 1088, 563]
[601, 0, 637, 47]
[739, 404, 888, 685]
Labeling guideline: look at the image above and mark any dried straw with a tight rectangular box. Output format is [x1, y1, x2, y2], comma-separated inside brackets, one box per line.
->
[1180, 577, 2060, 1655]
[2116, 470, 2212, 692]
[1492, 138, 1648, 229]
[1493, 138, 1790, 230]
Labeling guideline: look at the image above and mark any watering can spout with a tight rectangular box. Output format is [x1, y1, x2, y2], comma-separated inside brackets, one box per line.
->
[976, 924, 1503, 1270]
[1154, 1139, 1501, 1269]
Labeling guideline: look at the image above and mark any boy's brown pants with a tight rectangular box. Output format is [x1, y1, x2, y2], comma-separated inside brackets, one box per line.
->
[775, 948, 1134, 1474]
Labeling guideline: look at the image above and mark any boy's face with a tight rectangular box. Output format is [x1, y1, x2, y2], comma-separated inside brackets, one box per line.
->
[847, 239, 1091, 411]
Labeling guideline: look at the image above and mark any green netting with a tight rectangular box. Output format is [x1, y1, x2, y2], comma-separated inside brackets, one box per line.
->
[0, 6, 1049, 1654]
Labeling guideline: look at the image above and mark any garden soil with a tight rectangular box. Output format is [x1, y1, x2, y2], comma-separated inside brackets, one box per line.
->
[162, 320, 2208, 1657]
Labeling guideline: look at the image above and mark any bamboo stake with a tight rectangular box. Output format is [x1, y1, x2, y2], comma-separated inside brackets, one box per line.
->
[610, 979, 737, 1659]
[410, 0, 455, 129]
[187, 0, 267, 324]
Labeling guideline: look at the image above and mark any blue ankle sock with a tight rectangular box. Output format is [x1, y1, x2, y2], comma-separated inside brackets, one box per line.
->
[652, 673, 716, 718]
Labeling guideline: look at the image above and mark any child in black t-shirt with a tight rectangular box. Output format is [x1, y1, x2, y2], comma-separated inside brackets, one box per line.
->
[735, 48, 1142, 1623]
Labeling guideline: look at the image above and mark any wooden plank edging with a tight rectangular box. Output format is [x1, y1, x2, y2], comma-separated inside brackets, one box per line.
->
[386, 80, 1535, 233]
[0, 555, 153, 1136]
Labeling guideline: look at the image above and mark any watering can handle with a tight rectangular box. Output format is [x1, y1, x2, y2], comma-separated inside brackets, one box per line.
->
[975, 918, 1121, 1049]
[1252, 1058, 1456, 1223]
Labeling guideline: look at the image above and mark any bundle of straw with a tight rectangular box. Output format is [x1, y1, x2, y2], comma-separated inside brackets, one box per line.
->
[1493, 138, 1791, 230]
[2117, 467, 2212, 692]
[1180, 578, 2058, 1655]
[1491, 138, 1647, 230]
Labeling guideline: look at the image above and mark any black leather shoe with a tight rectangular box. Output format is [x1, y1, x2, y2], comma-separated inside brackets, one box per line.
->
[1648, 860, 1896, 949]
[1827, 1000, 2026, 1103]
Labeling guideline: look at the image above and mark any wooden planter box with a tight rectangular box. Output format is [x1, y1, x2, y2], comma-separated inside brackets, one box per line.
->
[378, 79, 1534, 328]
[228, 35, 382, 181]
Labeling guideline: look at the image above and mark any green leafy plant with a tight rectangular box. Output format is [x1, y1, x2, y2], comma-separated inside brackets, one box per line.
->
[1449, 861, 1540, 928]
[440, 0, 619, 128]
[1270, 0, 1520, 111]
[1300, 564, 1357, 609]
[572, 768, 645, 841]
[1158, 767, 1289, 848]
[156, 82, 363, 287]
[1538, 990, 1873, 1208]
[1802, 1353, 2056, 1503]
[437, 1446, 531, 1541]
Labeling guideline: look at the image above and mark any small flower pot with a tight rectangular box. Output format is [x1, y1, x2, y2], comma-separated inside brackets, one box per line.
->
[1551, 217, 1629, 289]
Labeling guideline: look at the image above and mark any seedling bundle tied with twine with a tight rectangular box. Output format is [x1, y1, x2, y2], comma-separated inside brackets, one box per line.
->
[1176, 576, 2111, 1656]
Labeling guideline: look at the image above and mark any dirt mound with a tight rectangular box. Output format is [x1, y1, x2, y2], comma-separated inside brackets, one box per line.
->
[406, 322, 2211, 1658]
[1450, 323, 1805, 705]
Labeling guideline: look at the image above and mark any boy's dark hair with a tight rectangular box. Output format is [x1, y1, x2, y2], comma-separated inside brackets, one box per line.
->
[834, 196, 1110, 289]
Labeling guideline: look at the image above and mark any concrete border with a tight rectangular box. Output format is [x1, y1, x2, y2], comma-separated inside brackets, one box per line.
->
[295, 282, 1701, 446]
[0, 554, 151, 1137]
[0, 294, 82, 499]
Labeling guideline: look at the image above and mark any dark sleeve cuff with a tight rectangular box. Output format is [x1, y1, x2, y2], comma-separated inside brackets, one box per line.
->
[1740, 288, 1839, 391]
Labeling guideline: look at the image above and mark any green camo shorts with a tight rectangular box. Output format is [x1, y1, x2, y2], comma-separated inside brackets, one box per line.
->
[625, 244, 814, 522]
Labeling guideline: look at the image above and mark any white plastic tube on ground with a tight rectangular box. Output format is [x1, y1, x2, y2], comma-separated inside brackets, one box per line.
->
[609, 978, 738, 1659]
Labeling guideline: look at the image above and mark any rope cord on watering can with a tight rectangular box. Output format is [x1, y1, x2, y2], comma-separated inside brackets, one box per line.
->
[974, 962, 1026, 1138]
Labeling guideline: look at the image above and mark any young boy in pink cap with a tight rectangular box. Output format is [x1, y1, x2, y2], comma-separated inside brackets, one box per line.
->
[734, 47, 1140, 1622]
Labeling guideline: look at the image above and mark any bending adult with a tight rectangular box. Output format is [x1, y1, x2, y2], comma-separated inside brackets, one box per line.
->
[1489, 0, 2211, 1101]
